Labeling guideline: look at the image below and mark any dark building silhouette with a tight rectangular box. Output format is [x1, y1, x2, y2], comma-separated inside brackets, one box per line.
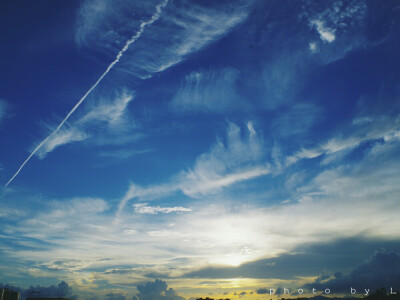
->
[0, 289, 20, 300]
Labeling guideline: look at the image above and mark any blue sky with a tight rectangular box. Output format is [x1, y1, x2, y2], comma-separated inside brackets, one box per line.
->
[1, 0, 400, 299]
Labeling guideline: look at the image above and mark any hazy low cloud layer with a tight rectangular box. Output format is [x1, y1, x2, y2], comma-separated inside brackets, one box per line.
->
[305, 250, 400, 291]
[182, 239, 400, 280]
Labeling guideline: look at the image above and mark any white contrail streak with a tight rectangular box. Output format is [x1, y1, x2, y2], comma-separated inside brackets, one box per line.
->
[5, 0, 168, 187]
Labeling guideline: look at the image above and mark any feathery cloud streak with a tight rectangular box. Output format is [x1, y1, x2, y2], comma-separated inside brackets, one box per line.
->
[76, 1, 252, 79]
[36, 91, 134, 159]
[116, 122, 268, 219]
[4, 139, 400, 280]
[5, 0, 168, 187]
[170, 68, 241, 113]
[285, 114, 400, 166]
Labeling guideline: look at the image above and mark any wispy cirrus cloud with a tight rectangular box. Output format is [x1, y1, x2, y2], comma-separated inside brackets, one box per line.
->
[170, 68, 241, 113]
[75, 0, 159, 50]
[285, 114, 400, 166]
[36, 126, 88, 159]
[76, 0, 253, 79]
[170, 138, 400, 267]
[2, 1, 400, 296]
[77, 91, 133, 127]
[6, 147, 400, 271]
[2, 117, 400, 290]
[36, 90, 135, 159]
[116, 121, 269, 217]
[141, 2, 250, 76]
[5, 0, 168, 186]
[178, 123, 267, 198]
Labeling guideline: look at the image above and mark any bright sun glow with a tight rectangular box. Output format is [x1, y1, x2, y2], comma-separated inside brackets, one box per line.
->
[217, 253, 249, 267]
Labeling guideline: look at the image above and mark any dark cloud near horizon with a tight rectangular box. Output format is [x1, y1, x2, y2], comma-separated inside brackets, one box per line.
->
[133, 279, 184, 300]
[182, 238, 400, 279]
[305, 250, 400, 291]
[255, 288, 268, 294]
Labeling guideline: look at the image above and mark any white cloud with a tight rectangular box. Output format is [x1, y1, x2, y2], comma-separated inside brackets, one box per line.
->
[383, 129, 400, 142]
[37, 127, 88, 159]
[48, 197, 109, 216]
[76, 0, 252, 79]
[161, 140, 400, 266]
[180, 121, 265, 195]
[6, 0, 163, 186]
[75, 0, 155, 49]
[178, 122, 267, 197]
[309, 42, 318, 53]
[133, 203, 192, 214]
[116, 121, 268, 217]
[36, 90, 135, 158]
[321, 136, 362, 154]
[128, 2, 251, 78]
[285, 147, 323, 166]
[310, 20, 336, 43]
[3, 124, 400, 288]
[285, 114, 400, 166]
[181, 167, 269, 198]
[352, 116, 374, 125]
[75, 0, 111, 46]
[302, 0, 367, 61]
[170, 68, 240, 113]
[78, 91, 133, 127]
[7, 159, 400, 274]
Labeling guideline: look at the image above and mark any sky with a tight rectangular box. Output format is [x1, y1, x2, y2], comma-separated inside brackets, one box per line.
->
[1, 0, 400, 299]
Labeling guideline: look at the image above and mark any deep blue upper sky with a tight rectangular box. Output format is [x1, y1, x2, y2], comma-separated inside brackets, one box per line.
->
[0, 0, 400, 298]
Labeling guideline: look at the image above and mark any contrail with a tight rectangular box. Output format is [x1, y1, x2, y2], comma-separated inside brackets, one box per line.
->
[5, 0, 168, 187]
